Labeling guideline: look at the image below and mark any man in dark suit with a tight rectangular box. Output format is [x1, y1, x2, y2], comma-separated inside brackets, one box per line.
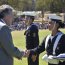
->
[24, 14, 39, 65]
[27, 15, 65, 65]
[0, 4, 29, 65]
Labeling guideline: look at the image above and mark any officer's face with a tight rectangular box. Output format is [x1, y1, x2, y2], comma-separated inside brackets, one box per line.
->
[48, 20, 58, 31]
[25, 16, 31, 26]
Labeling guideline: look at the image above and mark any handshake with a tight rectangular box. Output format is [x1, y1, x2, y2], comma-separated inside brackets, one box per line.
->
[22, 50, 30, 57]
[22, 50, 37, 62]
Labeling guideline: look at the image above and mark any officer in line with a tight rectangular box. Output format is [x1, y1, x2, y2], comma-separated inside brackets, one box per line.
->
[24, 14, 39, 65]
[0, 4, 29, 65]
[28, 15, 65, 65]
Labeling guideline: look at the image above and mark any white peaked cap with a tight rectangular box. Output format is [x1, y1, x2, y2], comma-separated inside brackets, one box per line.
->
[48, 14, 62, 20]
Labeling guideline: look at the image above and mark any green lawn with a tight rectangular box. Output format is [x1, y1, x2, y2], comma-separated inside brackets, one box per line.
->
[11, 29, 65, 65]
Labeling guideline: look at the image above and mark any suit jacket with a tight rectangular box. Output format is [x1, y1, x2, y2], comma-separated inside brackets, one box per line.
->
[0, 19, 24, 65]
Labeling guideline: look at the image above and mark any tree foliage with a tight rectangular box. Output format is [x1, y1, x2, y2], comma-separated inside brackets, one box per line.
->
[0, 0, 65, 12]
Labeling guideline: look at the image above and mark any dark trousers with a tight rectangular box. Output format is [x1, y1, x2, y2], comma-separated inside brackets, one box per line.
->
[27, 54, 39, 65]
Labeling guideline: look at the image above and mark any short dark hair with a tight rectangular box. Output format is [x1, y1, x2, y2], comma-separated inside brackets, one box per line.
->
[51, 19, 64, 28]
[29, 16, 34, 22]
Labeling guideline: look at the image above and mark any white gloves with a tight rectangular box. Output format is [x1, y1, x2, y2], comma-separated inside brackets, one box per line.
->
[48, 55, 59, 64]
[42, 54, 48, 62]
[42, 54, 59, 64]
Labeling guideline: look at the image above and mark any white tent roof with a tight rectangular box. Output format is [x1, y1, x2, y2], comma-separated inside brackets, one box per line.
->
[22, 11, 37, 16]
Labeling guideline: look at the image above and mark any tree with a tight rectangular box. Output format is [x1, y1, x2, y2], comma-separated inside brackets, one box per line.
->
[50, 0, 65, 13]
[0, 0, 65, 13]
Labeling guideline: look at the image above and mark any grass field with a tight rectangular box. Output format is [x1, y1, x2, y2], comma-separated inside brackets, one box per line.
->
[11, 29, 65, 65]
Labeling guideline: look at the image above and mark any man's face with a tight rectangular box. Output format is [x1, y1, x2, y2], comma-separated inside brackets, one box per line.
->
[5, 11, 14, 25]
